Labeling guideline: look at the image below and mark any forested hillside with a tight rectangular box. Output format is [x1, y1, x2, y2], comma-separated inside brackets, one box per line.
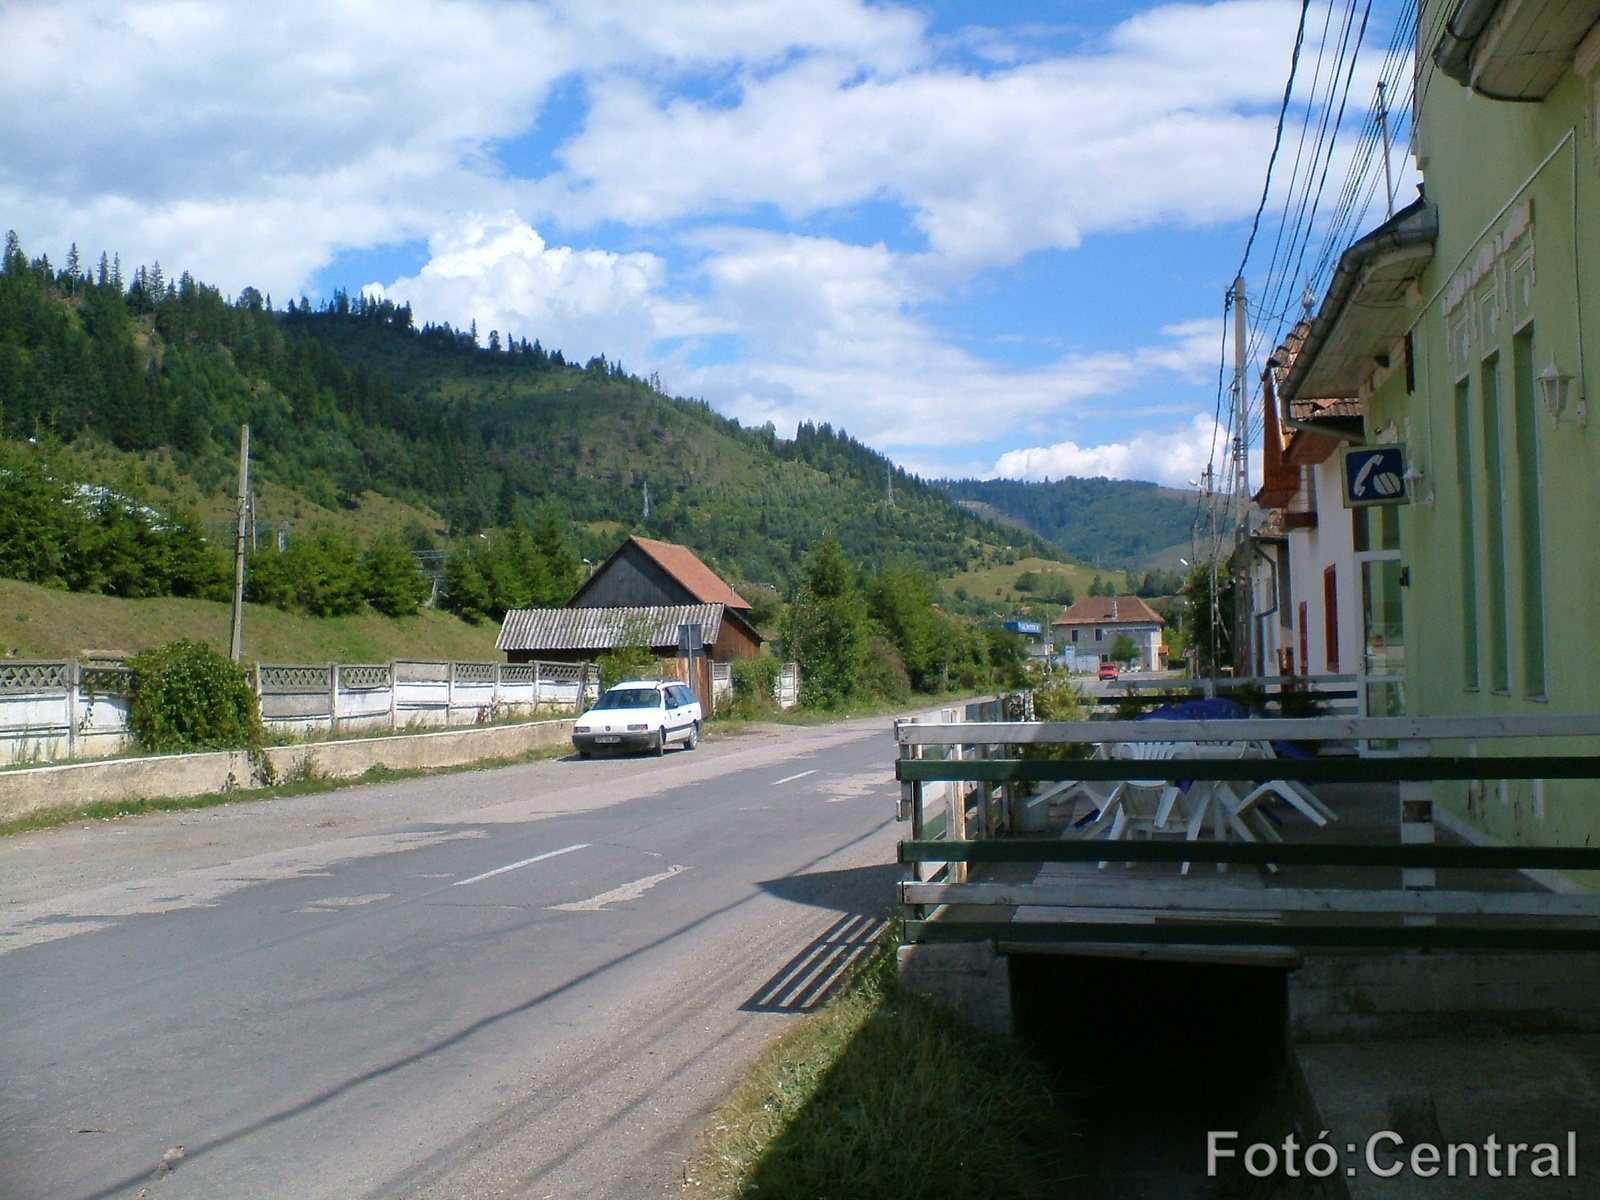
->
[938, 476, 1199, 569]
[0, 233, 1056, 594]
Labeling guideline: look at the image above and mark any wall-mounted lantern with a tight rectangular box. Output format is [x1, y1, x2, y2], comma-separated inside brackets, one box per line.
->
[1402, 462, 1430, 505]
[1537, 359, 1585, 427]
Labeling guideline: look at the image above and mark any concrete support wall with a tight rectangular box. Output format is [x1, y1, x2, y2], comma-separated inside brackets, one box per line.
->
[1290, 951, 1600, 1041]
[0, 717, 575, 823]
[896, 942, 1013, 1037]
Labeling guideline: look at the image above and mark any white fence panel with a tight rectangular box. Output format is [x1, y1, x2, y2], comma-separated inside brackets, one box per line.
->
[1, 657, 594, 765]
[774, 662, 800, 710]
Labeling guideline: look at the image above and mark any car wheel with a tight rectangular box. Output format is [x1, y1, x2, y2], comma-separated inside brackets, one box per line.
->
[685, 721, 699, 750]
[654, 729, 667, 756]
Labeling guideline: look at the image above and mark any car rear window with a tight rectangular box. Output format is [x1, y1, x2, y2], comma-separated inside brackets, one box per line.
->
[594, 687, 662, 710]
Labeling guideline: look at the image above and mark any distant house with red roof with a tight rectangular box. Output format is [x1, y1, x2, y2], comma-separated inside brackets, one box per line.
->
[1050, 595, 1166, 672]
[496, 536, 762, 709]
[568, 536, 753, 614]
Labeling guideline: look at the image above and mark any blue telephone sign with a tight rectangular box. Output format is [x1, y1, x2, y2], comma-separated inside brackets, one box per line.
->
[1340, 444, 1408, 507]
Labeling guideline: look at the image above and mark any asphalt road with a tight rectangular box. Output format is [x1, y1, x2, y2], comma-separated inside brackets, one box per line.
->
[0, 719, 904, 1200]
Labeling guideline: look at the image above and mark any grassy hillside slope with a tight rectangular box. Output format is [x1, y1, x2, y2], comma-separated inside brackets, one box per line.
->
[940, 477, 1199, 570]
[0, 579, 501, 664]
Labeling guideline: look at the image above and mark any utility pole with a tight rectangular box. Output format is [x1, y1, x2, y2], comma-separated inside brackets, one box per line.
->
[1231, 276, 1252, 678]
[1376, 80, 1396, 221]
[228, 425, 250, 664]
[1203, 462, 1220, 691]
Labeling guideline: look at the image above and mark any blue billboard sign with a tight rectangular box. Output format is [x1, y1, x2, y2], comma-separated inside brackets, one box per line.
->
[1340, 444, 1409, 507]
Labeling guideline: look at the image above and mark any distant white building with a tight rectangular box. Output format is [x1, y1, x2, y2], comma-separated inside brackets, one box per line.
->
[1050, 596, 1166, 672]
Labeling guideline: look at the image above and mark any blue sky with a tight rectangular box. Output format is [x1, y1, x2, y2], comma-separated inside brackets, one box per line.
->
[0, 0, 1408, 485]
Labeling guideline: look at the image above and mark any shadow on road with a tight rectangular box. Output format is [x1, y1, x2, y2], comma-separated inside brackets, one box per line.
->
[741, 865, 897, 1013]
[741, 913, 885, 1013]
[756, 862, 898, 916]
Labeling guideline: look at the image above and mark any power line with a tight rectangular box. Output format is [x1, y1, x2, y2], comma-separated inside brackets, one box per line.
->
[1234, 0, 1316, 281]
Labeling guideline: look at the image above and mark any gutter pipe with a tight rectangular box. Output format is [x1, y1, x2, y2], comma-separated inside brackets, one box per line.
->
[1433, 0, 1503, 87]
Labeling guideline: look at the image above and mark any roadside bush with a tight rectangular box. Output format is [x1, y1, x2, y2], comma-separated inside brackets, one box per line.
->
[723, 656, 781, 718]
[126, 639, 263, 753]
[858, 634, 910, 703]
[598, 619, 661, 691]
[598, 646, 659, 690]
[1021, 672, 1091, 763]
[783, 537, 868, 708]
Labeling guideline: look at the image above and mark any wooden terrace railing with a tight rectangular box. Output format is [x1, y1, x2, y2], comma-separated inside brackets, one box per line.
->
[894, 714, 1600, 953]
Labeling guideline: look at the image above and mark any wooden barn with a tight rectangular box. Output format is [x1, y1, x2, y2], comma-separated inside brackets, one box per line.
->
[496, 537, 763, 709]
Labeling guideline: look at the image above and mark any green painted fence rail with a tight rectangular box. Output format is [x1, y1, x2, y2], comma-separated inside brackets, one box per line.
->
[894, 755, 1600, 784]
[897, 839, 1600, 871]
[902, 920, 1600, 952]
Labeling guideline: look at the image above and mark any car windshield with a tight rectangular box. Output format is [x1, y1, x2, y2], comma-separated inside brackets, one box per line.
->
[593, 687, 661, 710]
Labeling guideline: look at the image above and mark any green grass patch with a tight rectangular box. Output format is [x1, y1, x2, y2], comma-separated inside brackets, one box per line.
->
[689, 935, 1083, 1199]
[0, 576, 503, 664]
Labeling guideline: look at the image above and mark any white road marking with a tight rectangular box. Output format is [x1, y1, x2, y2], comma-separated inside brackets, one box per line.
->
[452, 843, 591, 887]
[550, 865, 688, 912]
[0, 829, 487, 958]
[771, 770, 816, 785]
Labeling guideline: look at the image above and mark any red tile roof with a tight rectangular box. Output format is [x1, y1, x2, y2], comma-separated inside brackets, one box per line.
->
[1050, 595, 1165, 626]
[629, 537, 751, 609]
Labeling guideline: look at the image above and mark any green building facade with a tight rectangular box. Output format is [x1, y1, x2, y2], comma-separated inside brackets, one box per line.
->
[1283, 7, 1600, 847]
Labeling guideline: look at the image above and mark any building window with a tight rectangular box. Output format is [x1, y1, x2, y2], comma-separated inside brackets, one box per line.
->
[1070, 629, 1078, 643]
[1481, 354, 1511, 693]
[1512, 329, 1546, 698]
[1094, 628, 1103, 641]
[1455, 377, 1479, 690]
[1323, 565, 1339, 674]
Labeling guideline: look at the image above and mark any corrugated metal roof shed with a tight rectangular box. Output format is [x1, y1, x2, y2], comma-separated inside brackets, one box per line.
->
[496, 604, 726, 653]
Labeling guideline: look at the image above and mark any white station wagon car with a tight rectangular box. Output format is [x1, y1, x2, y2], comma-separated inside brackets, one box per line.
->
[571, 679, 703, 757]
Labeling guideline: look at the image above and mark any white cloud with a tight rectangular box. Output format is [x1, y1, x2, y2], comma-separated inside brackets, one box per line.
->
[0, 0, 1344, 479]
[369, 212, 710, 359]
[369, 218, 1234, 467]
[545, 1, 1303, 271]
[991, 414, 1223, 488]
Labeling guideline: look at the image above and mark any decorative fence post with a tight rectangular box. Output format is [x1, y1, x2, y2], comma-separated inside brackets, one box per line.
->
[328, 663, 339, 734]
[1399, 738, 1436, 904]
[388, 661, 399, 730]
[493, 663, 502, 712]
[66, 657, 79, 760]
[532, 661, 542, 711]
[446, 661, 457, 726]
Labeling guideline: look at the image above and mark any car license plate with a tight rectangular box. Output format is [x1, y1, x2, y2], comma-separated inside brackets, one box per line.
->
[595, 735, 621, 744]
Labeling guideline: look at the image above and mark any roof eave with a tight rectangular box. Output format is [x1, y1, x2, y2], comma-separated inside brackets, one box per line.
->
[1280, 199, 1439, 405]
[1434, 0, 1600, 101]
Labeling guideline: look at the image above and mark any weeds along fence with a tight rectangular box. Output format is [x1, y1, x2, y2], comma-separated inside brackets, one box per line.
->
[0, 658, 599, 766]
[1102, 673, 1359, 717]
[706, 661, 800, 712]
